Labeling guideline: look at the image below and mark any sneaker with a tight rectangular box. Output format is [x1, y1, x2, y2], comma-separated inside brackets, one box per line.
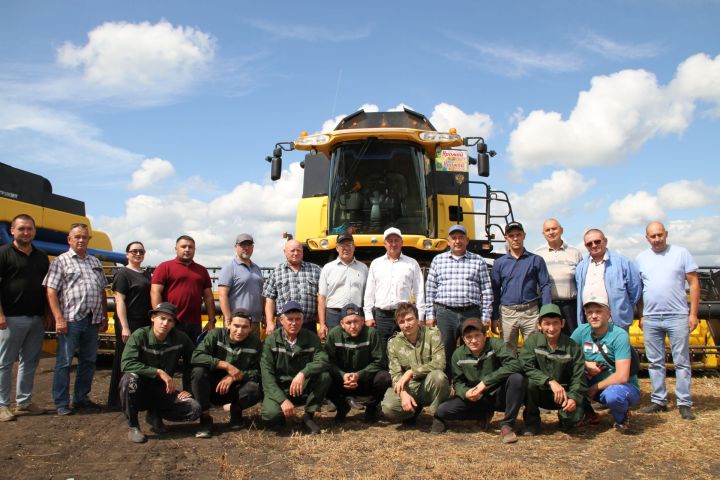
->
[56, 406, 73, 416]
[128, 427, 147, 443]
[522, 424, 540, 436]
[334, 401, 351, 423]
[302, 413, 321, 435]
[73, 399, 102, 411]
[639, 403, 668, 414]
[679, 406, 696, 421]
[14, 402, 45, 416]
[195, 415, 213, 438]
[146, 411, 167, 434]
[0, 406, 16, 422]
[613, 414, 630, 433]
[500, 425, 518, 444]
[430, 417, 446, 434]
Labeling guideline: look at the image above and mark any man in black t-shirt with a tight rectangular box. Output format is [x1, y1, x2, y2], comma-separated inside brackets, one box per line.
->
[0, 214, 50, 421]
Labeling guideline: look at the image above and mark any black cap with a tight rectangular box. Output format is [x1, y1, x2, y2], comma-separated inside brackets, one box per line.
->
[281, 301, 303, 315]
[231, 308, 253, 322]
[149, 302, 178, 321]
[461, 318, 486, 335]
[505, 222, 524, 234]
[340, 303, 363, 318]
[337, 232, 354, 243]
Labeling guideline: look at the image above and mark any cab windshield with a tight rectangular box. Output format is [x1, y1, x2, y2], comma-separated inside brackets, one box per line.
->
[328, 140, 428, 236]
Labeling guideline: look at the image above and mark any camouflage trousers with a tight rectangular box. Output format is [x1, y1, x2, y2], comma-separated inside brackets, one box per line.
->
[381, 370, 449, 421]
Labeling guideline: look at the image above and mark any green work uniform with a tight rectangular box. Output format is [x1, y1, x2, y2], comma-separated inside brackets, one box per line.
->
[519, 331, 586, 427]
[121, 326, 194, 391]
[324, 325, 385, 383]
[381, 326, 449, 420]
[260, 328, 330, 422]
[191, 328, 262, 382]
[450, 338, 523, 399]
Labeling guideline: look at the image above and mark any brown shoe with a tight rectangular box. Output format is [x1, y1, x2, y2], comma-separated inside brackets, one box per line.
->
[0, 406, 16, 422]
[14, 402, 45, 416]
[500, 425, 518, 444]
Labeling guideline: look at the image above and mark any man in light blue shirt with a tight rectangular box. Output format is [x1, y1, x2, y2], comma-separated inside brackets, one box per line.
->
[636, 222, 699, 421]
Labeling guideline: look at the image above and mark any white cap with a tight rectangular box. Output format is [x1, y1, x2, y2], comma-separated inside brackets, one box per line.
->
[383, 227, 402, 240]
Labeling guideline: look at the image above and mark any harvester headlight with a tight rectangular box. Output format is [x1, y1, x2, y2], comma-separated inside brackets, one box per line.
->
[320, 239, 329, 248]
[423, 239, 433, 249]
[295, 134, 330, 146]
[419, 132, 462, 142]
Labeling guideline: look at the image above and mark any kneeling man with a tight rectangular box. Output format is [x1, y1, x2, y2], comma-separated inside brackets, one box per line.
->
[519, 304, 586, 435]
[260, 301, 331, 434]
[435, 318, 525, 443]
[191, 309, 262, 438]
[325, 303, 391, 423]
[120, 303, 201, 443]
[571, 297, 640, 432]
[381, 303, 449, 428]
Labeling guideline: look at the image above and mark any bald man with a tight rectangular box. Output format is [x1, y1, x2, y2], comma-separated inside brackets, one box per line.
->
[535, 219, 583, 333]
[263, 240, 322, 335]
[636, 222, 699, 420]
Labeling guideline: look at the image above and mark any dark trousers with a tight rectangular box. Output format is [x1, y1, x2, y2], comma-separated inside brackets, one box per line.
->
[373, 309, 398, 350]
[435, 304, 483, 373]
[436, 373, 526, 428]
[190, 367, 261, 412]
[524, 383, 584, 427]
[175, 322, 202, 345]
[119, 373, 201, 428]
[325, 308, 342, 330]
[261, 371, 331, 423]
[108, 318, 149, 407]
[327, 370, 391, 409]
[302, 318, 318, 335]
[554, 299, 578, 335]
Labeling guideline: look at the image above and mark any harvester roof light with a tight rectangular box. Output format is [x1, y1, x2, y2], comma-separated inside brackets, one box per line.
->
[419, 132, 462, 142]
[449, 128, 457, 134]
[300, 131, 308, 137]
[295, 133, 330, 146]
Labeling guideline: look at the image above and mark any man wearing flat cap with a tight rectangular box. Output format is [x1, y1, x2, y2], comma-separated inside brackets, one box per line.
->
[519, 304, 586, 435]
[433, 318, 525, 443]
[218, 233, 264, 330]
[425, 223, 493, 372]
[324, 303, 390, 423]
[191, 308, 262, 438]
[120, 302, 201, 443]
[318, 233, 368, 340]
[260, 301, 330, 434]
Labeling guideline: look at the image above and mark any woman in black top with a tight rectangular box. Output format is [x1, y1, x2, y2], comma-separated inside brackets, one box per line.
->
[107, 241, 152, 408]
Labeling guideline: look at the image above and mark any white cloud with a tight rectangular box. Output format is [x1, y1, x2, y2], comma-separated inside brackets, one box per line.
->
[575, 32, 660, 60]
[508, 53, 720, 172]
[657, 179, 720, 209]
[607, 191, 665, 230]
[429, 103, 493, 139]
[244, 19, 372, 42]
[57, 20, 215, 100]
[96, 162, 305, 268]
[130, 158, 176, 190]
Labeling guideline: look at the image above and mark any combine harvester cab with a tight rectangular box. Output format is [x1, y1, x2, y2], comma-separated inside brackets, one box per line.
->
[0, 162, 126, 354]
[265, 108, 515, 265]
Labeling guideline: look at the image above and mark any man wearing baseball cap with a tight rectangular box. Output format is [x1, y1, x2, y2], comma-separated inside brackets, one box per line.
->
[324, 303, 390, 423]
[570, 297, 640, 432]
[433, 317, 525, 442]
[318, 233, 368, 340]
[519, 304, 586, 435]
[364, 227, 425, 349]
[120, 302, 201, 443]
[425, 223, 493, 372]
[218, 233, 264, 330]
[260, 301, 331, 434]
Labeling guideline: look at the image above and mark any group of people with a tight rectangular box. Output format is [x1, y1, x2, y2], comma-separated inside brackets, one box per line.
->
[0, 213, 700, 445]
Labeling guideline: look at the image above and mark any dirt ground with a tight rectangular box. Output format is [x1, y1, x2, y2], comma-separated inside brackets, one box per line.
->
[1, 354, 719, 480]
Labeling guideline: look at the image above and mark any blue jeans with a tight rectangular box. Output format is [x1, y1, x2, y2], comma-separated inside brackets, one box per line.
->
[52, 315, 99, 408]
[596, 384, 640, 423]
[643, 314, 692, 407]
[0, 315, 45, 407]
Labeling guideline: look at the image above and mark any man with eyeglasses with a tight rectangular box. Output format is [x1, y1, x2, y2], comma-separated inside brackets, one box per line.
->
[317, 233, 368, 340]
[43, 223, 109, 415]
[575, 229, 641, 330]
[218, 233, 264, 330]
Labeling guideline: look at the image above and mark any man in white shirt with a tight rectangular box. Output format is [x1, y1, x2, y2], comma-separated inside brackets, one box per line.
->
[363, 228, 425, 348]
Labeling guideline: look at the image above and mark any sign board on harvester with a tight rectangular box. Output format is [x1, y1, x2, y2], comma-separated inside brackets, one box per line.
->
[435, 149, 469, 172]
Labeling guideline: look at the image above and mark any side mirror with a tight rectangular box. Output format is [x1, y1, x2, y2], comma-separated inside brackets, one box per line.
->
[478, 153, 489, 177]
[270, 156, 282, 181]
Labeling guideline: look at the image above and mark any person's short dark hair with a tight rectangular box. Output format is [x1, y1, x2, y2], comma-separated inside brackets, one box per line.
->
[176, 235, 195, 245]
[125, 241, 145, 252]
[11, 214, 35, 227]
[394, 302, 418, 323]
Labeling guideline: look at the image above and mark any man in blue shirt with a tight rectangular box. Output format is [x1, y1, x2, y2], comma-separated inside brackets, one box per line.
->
[218, 233, 264, 331]
[491, 222, 552, 350]
[571, 297, 640, 432]
[575, 229, 641, 329]
[636, 222, 699, 420]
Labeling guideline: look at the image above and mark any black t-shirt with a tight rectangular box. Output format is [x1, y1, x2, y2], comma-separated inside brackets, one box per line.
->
[0, 243, 50, 316]
[112, 267, 152, 328]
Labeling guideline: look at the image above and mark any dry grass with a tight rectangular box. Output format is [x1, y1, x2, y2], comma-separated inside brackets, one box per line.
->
[218, 376, 720, 480]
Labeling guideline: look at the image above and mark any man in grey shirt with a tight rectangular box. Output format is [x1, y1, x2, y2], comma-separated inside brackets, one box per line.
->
[218, 233, 264, 330]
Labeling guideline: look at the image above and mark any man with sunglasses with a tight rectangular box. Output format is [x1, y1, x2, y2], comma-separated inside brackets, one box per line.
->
[576, 229, 641, 330]
[218, 233, 264, 330]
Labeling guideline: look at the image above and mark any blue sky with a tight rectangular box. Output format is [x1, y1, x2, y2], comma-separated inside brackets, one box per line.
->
[1, 0, 719, 267]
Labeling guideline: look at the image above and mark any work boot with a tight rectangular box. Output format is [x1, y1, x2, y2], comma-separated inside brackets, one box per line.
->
[363, 405, 379, 423]
[302, 412, 321, 435]
[500, 425, 518, 444]
[14, 402, 45, 416]
[0, 406, 16, 422]
[430, 417, 446, 434]
[334, 400, 351, 423]
[128, 427, 147, 443]
[146, 411, 167, 434]
[639, 403, 668, 414]
[522, 423, 540, 436]
[679, 406, 696, 421]
[195, 414, 213, 438]
[229, 407, 244, 429]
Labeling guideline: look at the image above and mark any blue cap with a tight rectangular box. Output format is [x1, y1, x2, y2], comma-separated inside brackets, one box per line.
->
[340, 303, 363, 318]
[448, 224, 467, 235]
[281, 301, 303, 314]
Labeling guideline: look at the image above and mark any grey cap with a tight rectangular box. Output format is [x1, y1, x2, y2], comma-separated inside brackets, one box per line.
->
[149, 302, 178, 321]
[235, 233, 254, 244]
[448, 224, 467, 235]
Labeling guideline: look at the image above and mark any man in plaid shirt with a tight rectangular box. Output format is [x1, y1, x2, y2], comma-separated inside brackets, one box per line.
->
[43, 223, 108, 415]
[425, 225, 493, 371]
[263, 240, 322, 335]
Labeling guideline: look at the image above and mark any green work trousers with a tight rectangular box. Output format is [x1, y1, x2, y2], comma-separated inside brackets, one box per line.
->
[381, 370, 449, 421]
